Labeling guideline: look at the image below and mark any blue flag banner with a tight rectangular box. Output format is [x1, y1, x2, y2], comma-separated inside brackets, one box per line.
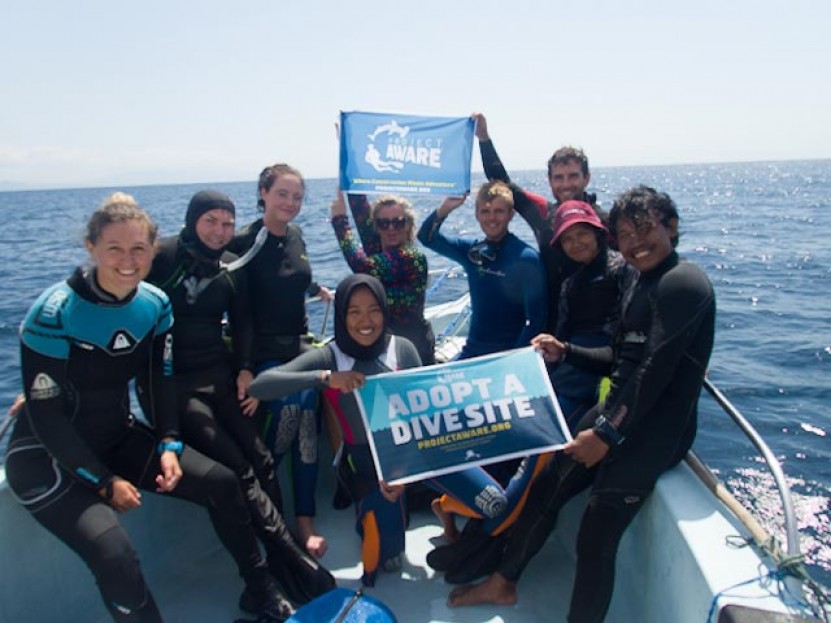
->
[355, 347, 572, 485]
[339, 111, 474, 196]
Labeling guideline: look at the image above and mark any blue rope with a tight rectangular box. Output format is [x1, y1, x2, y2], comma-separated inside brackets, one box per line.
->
[426, 266, 452, 298]
[436, 303, 471, 342]
[706, 568, 826, 623]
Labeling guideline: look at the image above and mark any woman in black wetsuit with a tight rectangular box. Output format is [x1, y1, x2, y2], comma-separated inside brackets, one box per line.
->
[447, 186, 716, 623]
[146, 190, 335, 607]
[5, 193, 293, 622]
[228, 164, 333, 558]
[531, 199, 637, 428]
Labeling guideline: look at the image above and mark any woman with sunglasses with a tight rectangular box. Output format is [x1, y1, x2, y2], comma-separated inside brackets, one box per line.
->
[331, 192, 435, 366]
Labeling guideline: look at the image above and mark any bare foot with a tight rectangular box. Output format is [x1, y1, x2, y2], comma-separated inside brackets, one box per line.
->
[296, 515, 327, 558]
[431, 498, 460, 543]
[448, 573, 517, 607]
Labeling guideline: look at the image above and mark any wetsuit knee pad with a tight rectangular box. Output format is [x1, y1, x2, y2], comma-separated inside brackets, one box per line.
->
[474, 485, 508, 518]
[87, 526, 154, 617]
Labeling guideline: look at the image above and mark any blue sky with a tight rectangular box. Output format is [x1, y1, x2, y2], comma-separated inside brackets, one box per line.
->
[2, 0, 828, 190]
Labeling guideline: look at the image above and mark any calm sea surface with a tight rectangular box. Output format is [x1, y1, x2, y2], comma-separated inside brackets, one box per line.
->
[1, 160, 829, 585]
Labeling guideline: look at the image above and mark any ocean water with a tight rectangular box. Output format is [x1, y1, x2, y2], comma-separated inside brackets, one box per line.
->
[0, 160, 828, 586]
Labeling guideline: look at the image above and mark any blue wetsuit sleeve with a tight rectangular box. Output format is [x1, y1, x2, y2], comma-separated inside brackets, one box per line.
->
[416, 210, 473, 267]
[605, 263, 715, 438]
[19, 317, 116, 490]
[249, 347, 334, 400]
[514, 248, 548, 348]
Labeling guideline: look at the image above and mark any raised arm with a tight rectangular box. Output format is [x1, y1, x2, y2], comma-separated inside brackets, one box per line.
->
[416, 196, 472, 266]
[472, 112, 510, 183]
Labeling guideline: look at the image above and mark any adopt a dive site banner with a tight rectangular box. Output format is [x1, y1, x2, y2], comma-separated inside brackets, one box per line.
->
[339, 110, 474, 196]
[355, 347, 571, 485]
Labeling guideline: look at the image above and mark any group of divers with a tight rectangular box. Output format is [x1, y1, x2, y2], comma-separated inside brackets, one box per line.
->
[4, 113, 716, 623]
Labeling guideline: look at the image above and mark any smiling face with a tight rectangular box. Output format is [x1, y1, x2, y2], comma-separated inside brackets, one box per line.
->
[374, 203, 411, 251]
[615, 210, 678, 272]
[85, 220, 155, 299]
[559, 223, 600, 265]
[475, 197, 514, 242]
[548, 160, 590, 203]
[195, 208, 235, 251]
[345, 286, 385, 347]
[260, 173, 304, 233]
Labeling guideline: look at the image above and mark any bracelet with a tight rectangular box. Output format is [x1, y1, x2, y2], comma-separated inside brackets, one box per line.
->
[593, 415, 625, 446]
[157, 440, 184, 456]
[104, 478, 115, 500]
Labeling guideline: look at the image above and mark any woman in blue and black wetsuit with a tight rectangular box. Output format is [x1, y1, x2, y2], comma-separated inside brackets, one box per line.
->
[4, 193, 293, 622]
[228, 163, 333, 558]
[146, 189, 335, 606]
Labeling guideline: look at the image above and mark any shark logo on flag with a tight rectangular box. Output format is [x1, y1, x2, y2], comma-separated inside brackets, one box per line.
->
[339, 111, 474, 196]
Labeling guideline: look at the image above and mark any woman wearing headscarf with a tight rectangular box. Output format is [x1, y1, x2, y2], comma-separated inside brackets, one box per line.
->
[249, 274, 420, 587]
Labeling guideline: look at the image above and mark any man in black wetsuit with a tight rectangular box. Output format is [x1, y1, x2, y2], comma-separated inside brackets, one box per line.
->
[472, 112, 604, 333]
[447, 186, 716, 623]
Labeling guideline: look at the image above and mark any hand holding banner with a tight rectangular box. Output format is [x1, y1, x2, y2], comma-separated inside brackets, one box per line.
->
[354, 347, 572, 485]
[339, 111, 474, 196]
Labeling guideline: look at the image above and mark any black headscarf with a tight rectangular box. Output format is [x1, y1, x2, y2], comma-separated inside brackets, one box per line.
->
[334, 274, 391, 360]
[180, 190, 236, 262]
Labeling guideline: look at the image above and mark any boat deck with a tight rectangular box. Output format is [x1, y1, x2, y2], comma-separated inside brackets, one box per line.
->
[132, 494, 580, 623]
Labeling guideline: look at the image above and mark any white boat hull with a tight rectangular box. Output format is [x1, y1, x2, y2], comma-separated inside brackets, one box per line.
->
[0, 455, 803, 623]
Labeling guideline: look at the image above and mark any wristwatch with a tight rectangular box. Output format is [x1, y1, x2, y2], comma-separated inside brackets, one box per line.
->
[157, 440, 184, 456]
[593, 415, 625, 446]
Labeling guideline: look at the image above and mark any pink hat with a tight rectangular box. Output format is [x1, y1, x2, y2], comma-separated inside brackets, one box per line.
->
[551, 200, 606, 244]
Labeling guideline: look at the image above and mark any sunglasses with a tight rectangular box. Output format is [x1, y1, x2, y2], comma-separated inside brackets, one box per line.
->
[375, 217, 409, 231]
[468, 241, 497, 266]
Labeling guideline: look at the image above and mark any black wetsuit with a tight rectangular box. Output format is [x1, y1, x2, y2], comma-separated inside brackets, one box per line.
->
[147, 235, 334, 605]
[228, 219, 322, 518]
[5, 269, 269, 622]
[496, 252, 715, 623]
[479, 138, 603, 333]
[550, 248, 637, 426]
